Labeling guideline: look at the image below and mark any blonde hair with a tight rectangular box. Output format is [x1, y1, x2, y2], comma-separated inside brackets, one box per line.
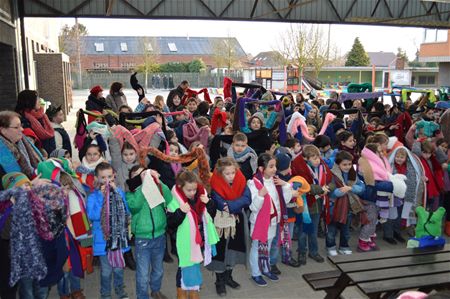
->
[153, 95, 165, 110]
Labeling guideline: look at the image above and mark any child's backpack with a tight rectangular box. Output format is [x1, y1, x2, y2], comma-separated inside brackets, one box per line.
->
[74, 109, 87, 150]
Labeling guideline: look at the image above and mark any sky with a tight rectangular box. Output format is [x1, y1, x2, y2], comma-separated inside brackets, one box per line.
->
[59, 18, 430, 60]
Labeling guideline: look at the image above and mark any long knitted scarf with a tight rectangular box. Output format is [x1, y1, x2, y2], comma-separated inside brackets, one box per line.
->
[0, 184, 67, 286]
[0, 135, 42, 178]
[182, 88, 212, 104]
[140, 146, 211, 189]
[360, 147, 391, 181]
[287, 112, 336, 142]
[210, 109, 227, 135]
[227, 146, 257, 174]
[24, 107, 55, 140]
[101, 184, 128, 252]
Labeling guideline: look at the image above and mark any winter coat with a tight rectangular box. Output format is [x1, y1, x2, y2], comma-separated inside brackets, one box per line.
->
[86, 188, 130, 256]
[105, 93, 128, 114]
[211, 187, 251, 214]
[126, 183, 172, 240]
[85, 94, 110, 113]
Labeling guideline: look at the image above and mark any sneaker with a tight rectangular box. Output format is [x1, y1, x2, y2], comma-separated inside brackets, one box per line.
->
[251, 276, 267, 287]
[270, 264, 281, 275]
[262, 272, 279, 281]
[282, 257, 300, 268]
[338, 248, 353, 255]
[327, 248, 338, 256]
[297, 253, 307, 265]
[357, 239, 372, 252]
[308, 253, 325, 263]
[151, 291, 168, 299]
[383, 237, 397, 245]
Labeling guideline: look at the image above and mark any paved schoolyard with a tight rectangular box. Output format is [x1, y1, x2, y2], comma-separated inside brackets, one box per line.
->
[46, 89, 447, 299]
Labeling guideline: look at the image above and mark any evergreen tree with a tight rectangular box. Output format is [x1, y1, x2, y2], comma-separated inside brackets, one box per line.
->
[345, 37, 370, 66]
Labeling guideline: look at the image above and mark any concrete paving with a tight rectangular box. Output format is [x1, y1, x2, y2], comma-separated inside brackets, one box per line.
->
[45, 89, 448, 299]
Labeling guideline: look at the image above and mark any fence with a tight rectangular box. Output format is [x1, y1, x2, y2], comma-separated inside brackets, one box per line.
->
[71, 72, 243, 89]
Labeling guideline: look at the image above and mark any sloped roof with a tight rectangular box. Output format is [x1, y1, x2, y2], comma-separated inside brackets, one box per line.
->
[65, 36, 247, 57]
[250, 51, 284, 68]
[367, 51, 397, 67]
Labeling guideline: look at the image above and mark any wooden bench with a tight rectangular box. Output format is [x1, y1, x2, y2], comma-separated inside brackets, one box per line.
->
[303, 244, 450, 299]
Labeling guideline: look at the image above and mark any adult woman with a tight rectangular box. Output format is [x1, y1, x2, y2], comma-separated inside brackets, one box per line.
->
[14, 90, 55, 155]
[106, 82, 128, 113]
[0, 111, 43, 180]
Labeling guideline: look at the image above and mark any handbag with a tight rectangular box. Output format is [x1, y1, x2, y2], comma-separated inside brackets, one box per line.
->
[214, 210, 237, 239]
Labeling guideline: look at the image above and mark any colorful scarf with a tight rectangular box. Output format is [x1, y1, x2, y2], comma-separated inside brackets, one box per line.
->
[0, 135, 42, 178]
[101, 183, 129, 268]
[210, 109, 227, 135]
[360, 147, 391, 181]
[23, 107, 55, 140]
[287, 111, 336, 142]
[210, 169, 246, 201]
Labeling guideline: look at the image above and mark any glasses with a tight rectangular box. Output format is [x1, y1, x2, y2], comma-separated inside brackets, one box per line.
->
[8, 125, 23, 130]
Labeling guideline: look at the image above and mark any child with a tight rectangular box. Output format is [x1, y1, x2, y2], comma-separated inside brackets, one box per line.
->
[312, 135, 338, 169]
[208, 157, 251, 296]
[86, 162, 130, 299]
[126, 167, 173, 299]
[413, 140, 445, 211]
[328, 151, 365, 256]
[76, 144, 105, 193]
[247, 153, 292, 286]
[167, 170, 219, 298]
[209, 96, 224, 116]
[227, 132, 257, 180]
[388, 147, 425, 236]
[58, 171, 89, 299]
[46, 105, 72, 157]
[285, 138, 302, 159]
[358, 143, 394, 251]
[248, 113, 264, 131]
[337, 131, 359, 165]
[153, 95, 173, 124]
[186, 98, 198, 114]
[273, 152, 301, 269]
[291, 145, 333, 264]
[109, 136, 139, 192]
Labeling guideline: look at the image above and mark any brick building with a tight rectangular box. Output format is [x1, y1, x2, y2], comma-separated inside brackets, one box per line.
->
[419, 29, 450, 86]
[63, 36, 249, 72]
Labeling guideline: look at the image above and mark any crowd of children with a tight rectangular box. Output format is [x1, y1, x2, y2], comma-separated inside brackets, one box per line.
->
[0, 77, 449, 299]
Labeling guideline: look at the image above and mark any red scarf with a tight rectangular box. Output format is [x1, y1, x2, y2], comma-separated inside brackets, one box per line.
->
[210, 109, 227, 135]
[210, 169, 246, 201]
[175, 184, 207, 245]
[420, 156, 444, 198]
[182, 88, 212, 105]
[394, 162, 407, 175]
[24, 107, 55, 140]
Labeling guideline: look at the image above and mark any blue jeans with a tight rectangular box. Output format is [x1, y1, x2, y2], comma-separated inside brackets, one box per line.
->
[249, 237, 273, 277]
[57, 270, 81, 296]
[18, 278, 49, 299]
[326, 217, 351, 250]
[99, 255, 127, 299]
[270, 226, 280, 266]
[297, 213, 320, 256]
[135, 235, 166, 299]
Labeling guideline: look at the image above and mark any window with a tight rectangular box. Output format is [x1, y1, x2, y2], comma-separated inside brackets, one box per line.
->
[418, 75, 435, 85]
[120, 42, 128, 52]
[93, 62, 108, 69]
[168, 43, 177, 52]
[94, 43, 104, 52]
[146, 43, 153, 52]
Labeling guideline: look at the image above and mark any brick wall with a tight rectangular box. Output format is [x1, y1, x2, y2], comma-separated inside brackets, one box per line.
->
[0, 43, 18, 110]
[35, 53, 73, 119]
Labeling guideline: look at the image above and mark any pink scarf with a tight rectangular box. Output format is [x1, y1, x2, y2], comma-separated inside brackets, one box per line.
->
[287, 112, 335, 142]
[361, 147, 391, 181]
[251, 176, 274, 243]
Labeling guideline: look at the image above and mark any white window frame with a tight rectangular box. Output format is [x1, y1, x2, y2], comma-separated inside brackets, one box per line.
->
[168, 43, 177, 52]
[94, 42, 104, 52]
[120, 42, 128, 52]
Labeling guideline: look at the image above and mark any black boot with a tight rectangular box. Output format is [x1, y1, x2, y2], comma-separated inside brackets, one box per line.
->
[225, 269, 240, 289]
[215, 272, 227, 297]
[124, 250, 136, 271]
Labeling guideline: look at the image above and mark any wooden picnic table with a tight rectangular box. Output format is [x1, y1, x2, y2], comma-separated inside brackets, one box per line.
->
[303, 244, 450, 299]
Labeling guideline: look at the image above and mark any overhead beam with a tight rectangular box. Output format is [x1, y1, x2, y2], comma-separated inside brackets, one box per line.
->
[119, 0, 144, 16]
[398, 0, 409, 18]
[327, 0, 342, 22]
[68, 0, 92, 16]
[266, 0, 284, 19]
[344, 0, 358, 20]
[250, 0, 259, 19]
[146, 0, 165, 16]
[197, 0, 217, 17]
[219, 0, 235, 17]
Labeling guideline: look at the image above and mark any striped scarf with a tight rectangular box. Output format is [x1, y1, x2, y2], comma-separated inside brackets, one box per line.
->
[23, 107, 54, 140]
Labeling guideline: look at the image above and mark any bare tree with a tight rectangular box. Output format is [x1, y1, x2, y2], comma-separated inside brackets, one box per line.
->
[211, 35, 241, 73]
[137, 37, 160, 91]
[277, 24, 329, 90]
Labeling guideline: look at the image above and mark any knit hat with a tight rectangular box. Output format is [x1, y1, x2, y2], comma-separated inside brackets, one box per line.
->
[2, 172, 31, 190]
[90, 85, 103, 96]
[86, 121, 111, 138]
[49, 149, 69, 159]
[37, 158, 77, 181]
[250, 112, 265, 126]
[276, 152, 292, 172]
[274, 146, 291, 158]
